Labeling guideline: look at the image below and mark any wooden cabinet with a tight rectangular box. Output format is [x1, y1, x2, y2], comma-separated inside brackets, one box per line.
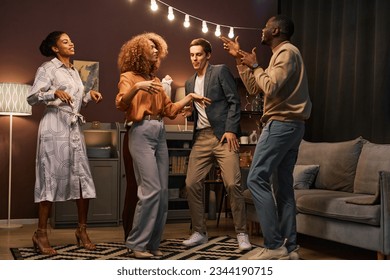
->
[166, 130, 193, 222]
[50, 124, 194, 227]
[88, 160, 119, 223]
[50, 122, 120, 228]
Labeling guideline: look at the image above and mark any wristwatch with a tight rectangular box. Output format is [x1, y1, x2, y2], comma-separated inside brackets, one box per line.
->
[251, 63, 259, 69]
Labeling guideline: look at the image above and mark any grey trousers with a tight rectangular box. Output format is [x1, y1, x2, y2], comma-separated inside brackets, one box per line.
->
[185, 128, 247, 234]
[125, 120, 168, 252]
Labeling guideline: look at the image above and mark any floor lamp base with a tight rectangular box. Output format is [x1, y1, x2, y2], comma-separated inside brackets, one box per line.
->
[0, 223, 23, 229]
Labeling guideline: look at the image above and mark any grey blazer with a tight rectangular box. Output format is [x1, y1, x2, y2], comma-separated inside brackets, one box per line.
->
[185, 64, 241, 141]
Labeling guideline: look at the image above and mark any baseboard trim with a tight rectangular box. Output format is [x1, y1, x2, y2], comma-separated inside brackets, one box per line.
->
[0, 219, 38, 225]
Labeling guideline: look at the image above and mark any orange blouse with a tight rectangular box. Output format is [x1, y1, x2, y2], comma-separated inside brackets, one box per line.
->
[115, 71, 181, 123]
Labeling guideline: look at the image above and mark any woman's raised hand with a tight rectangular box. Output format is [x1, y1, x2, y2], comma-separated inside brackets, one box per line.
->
[55, 89, 73, 105]
[138, 80, 162, 94]
[190, 93, 212, 107]
[90, 90, 103, 103]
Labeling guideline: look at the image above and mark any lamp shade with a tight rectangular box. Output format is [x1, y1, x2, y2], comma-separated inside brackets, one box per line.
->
[174, 86, 186, 102]
[0, 83, 32, 116]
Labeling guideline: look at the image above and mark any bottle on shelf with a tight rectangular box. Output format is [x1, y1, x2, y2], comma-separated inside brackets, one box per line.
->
[251, 94, 263, 112]
[249, 130, 258, 144]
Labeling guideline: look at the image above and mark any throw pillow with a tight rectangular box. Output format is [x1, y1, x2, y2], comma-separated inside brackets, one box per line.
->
[354, 142, 390, 195]
[293, 164, 320, 189]
[296, 137, 364, 192]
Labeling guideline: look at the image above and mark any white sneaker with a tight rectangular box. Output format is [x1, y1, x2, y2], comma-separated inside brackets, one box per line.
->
[248, 245, 289, 260]
[182, 232, 208, 247]
[288, 245, 300, 260]
[237, 233, 252, 250]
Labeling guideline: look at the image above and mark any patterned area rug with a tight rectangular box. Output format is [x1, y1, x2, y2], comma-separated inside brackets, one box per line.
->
[10, 236, 260, 260]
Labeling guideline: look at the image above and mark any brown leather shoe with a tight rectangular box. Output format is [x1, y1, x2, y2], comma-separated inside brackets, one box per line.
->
[129, 250, 154, 259]
[150, 250, 163, 257]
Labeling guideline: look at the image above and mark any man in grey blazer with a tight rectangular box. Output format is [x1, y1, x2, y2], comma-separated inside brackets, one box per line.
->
[182, 38, 251, 251]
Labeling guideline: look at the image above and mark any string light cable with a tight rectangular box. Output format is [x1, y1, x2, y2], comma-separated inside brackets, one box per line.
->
[146, 0, 260, 38]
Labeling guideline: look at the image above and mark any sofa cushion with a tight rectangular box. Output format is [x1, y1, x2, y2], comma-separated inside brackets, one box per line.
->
[354, 141, 390, 196]
[294, 189, 380, 226]
[293, 164, 320, 189]
[296, 137, 363, 192]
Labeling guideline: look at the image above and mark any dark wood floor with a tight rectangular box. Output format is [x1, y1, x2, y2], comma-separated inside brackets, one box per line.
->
[0, 217, 378, 260]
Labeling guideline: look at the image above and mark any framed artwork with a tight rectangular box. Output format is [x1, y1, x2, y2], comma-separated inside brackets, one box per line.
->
[73, 60, 99, 93]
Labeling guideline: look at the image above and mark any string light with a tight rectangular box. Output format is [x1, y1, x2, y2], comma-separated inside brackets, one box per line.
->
[150, 0, 158, 11]
[228, 27, 235, 39]
[144, 0, 259, 37]
[183, 14, 190, 28]
[167, 6, 174, 21]
[202, 21, 208, 33]
[215, 25, 221, 37]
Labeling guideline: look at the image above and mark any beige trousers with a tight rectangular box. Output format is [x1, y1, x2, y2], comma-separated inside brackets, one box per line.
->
[185, 128, 247, 234]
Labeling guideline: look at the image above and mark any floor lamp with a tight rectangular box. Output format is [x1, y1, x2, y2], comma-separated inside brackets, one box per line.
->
[174, 87, 192, 131]
[0, 83, 32, 229]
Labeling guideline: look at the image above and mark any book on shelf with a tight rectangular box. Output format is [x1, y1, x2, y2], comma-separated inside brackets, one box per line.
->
[169, 155, 189, 174]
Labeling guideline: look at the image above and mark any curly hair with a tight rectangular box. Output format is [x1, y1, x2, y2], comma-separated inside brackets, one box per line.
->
[118, 32, 168, 75]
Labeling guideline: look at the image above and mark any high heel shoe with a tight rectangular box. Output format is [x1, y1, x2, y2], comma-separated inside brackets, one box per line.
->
[75, 223, 96, 250]
[32, 229, 57, 255]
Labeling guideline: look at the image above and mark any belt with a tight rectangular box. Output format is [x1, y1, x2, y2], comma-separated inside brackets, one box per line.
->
[196, 127, 213, 132]
[47, 105, 85, 126]
[143, 114, 162, 121]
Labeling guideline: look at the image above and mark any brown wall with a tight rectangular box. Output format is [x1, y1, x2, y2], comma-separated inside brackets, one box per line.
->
[0, 0, 277, 219]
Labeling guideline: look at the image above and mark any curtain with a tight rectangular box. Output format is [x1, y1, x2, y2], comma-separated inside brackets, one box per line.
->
[280, 0, 390, 143]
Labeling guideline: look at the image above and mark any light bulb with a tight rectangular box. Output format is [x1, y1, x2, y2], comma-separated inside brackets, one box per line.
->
[167, 6, 174, 21]
[215, 25, 221, 37]
[202, 21, 208, 33]
[150, 0, 158, 11]
[183, 14, 190, 28]
[228, 27, 234, 39]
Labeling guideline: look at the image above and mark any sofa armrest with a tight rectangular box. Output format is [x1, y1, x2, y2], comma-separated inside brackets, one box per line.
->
[380, 170, 390, 255]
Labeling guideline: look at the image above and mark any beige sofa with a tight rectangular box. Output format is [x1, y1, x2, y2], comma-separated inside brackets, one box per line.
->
[243, 137, 390, 259]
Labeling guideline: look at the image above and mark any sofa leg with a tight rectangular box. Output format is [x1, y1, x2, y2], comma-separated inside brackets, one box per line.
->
[377, 252, 388, 260]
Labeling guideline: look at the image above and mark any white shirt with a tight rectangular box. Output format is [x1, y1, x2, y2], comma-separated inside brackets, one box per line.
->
[194, 74, 211, 129]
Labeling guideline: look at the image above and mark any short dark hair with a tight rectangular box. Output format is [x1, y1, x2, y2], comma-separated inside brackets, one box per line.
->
[189, 38, 212, 54]
[274, 15, 294, 39]
[39, 31, 65, 57]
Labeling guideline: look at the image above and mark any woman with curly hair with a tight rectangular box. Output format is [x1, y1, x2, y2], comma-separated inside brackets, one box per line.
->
[115, 32, 210, 259]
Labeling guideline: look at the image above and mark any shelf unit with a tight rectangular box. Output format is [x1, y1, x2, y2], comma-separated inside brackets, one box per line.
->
[237, 76, 263, 188]
[241, 110, 262, 135]
[166, 130, 193, 222]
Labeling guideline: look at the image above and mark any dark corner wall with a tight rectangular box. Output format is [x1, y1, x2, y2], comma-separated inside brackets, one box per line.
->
[281, 0, 390, 143]
[0, 0, 277, 220]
